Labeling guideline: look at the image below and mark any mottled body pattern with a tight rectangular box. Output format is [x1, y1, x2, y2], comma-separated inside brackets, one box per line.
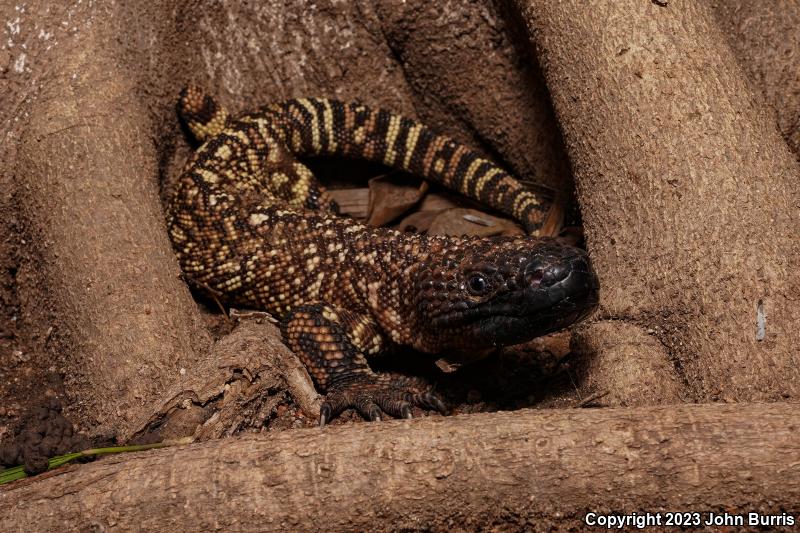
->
[169, 86, 599, 423]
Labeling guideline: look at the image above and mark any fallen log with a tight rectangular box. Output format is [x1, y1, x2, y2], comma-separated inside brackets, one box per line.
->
[2, 403, 798, 531]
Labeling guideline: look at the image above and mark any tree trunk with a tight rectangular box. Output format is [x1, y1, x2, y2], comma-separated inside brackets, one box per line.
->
[14, 27, 213, 439]
[374, 0, 573, 218]
[2, 0, 800, 529]
[712, 0, 800, 157]
[514, 0, 800, 403]
[2, 404, 798, 532]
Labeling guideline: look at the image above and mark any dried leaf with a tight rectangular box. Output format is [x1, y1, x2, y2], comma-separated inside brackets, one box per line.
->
[427, 208, 525, 237]
[435, 348, 493, 372]
[395, 209, 444, 234]
[539, 195, 565, 237]
[416, 191, 462, 212]
[328, 188, 369, 219]
[366, 174, 428, 226]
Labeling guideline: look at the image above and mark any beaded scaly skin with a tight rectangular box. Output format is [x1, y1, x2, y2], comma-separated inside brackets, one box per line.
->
[168, 86, 599, 424]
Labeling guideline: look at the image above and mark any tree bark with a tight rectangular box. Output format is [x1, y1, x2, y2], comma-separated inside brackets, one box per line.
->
[2, 403, 799, 532]
[712, 1, 800, 157]
[374, 0, 573, 218]
[3, 1, 800, 529]
[14, 28, 214, 439]
[514, 0, 800, 403]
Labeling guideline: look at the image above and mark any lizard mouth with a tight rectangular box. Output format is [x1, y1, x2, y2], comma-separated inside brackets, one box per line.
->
[433, 252, 600, 347]
[470, 293, 599, 346]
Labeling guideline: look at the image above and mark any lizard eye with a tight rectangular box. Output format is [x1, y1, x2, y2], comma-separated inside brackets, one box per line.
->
[467, 273, 489, 295]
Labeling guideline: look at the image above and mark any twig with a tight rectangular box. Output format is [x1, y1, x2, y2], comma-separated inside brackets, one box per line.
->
[577, 390, 610, 408]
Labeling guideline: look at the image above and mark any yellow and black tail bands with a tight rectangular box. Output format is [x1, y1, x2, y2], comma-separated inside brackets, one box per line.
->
[178, 86, 548, 233]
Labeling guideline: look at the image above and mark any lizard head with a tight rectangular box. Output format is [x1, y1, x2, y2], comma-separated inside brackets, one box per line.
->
[414, 237, 599, 350]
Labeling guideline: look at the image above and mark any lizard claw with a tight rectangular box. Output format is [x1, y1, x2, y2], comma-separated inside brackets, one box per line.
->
[318, 406, 330, 427]
[364, 403, 382, 422]
[318, 373, 447, 424]
[419, 392, 450, 415]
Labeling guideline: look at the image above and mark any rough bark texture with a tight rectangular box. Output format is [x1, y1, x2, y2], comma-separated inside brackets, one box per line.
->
[713, 1, 800, 157]
[2, 0, 800, 528]
[2, 404, 799, 532]
[374, 0, 572, 195]
[571, 321, 685, 407]
[516, 0, 800, 402]
[14, 29, 213, 440]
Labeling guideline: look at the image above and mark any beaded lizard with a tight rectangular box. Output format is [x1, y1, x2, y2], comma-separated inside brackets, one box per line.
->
[168, 86, 599, 424]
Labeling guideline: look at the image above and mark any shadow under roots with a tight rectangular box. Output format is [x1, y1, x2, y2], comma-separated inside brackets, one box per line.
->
[369, 330, 587, 417]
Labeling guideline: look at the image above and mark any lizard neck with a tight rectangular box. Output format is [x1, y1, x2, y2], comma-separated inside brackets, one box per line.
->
[350, 229, 463, 352]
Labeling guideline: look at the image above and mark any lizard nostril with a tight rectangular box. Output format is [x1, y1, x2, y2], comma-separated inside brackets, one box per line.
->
[524, 264, 545, 287]
[539, 263, 570, 288]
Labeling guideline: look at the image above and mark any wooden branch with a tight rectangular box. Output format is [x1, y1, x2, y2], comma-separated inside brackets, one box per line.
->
[2, 403, 798, 531]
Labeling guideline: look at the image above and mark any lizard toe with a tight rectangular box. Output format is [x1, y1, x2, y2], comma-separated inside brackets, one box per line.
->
[320, 374, 447, 423]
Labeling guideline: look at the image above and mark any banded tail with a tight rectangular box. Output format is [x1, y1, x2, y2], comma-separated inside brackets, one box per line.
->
[178, 85, 231, 142]
[178, 85, 554, 234]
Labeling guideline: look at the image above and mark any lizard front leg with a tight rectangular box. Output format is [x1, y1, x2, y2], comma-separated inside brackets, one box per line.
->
[280, 303, 447, 425]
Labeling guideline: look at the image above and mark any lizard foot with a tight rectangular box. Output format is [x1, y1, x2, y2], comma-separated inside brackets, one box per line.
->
[319, 374, 448, 426]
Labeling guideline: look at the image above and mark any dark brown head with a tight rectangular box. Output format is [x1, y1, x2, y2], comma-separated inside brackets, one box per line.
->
[413, 238, 599, 350]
